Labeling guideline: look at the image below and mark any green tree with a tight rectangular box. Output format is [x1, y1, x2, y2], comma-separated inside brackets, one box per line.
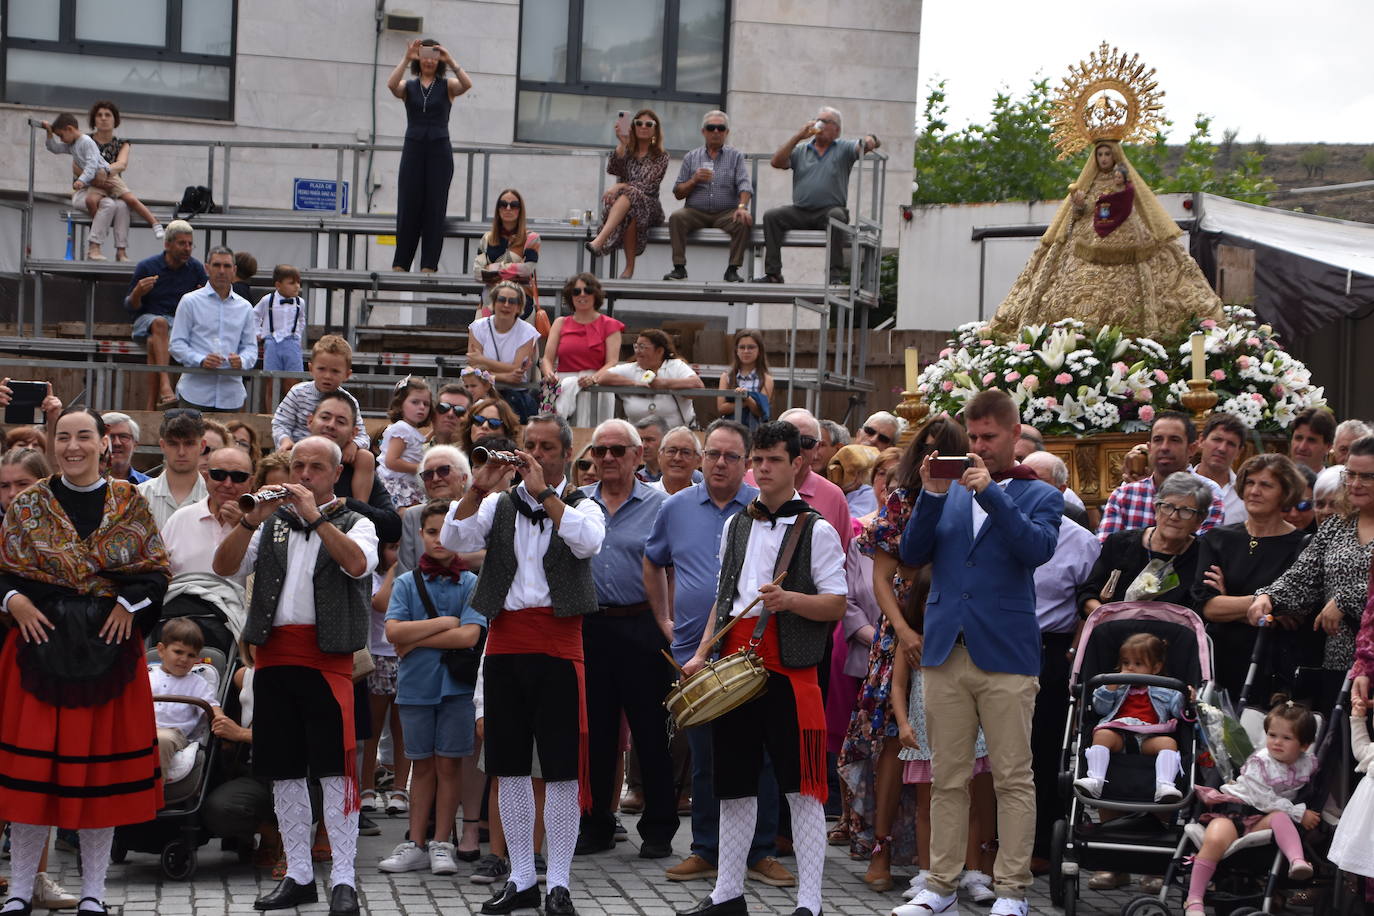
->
[912, 81, 1276, 206]
[1299, 144, 1330, 179]
[1363, 151, 1374, 177]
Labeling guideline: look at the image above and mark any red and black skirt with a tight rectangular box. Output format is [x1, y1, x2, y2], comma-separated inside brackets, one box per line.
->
[0, 630, 163, 828]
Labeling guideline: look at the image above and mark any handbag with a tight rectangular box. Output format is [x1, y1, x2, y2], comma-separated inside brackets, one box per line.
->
[173, 184, 218, 219]
[412, 569, 485, 686]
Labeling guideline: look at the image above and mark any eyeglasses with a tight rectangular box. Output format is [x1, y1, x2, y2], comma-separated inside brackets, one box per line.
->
[632, 341, 658, 352]
[470, 416, 504, 429]
[863, 425, 894, 446]
[576, 459, 593, 472]
[1154, 501, 1201, 520]
[590, 444, 629, 458]
[569, 287, 593, 296]
[497, 200, 521, 210]
[703, 449, 743, 465]
[208, 468, 251, 484]
[493, 295, 521, 305]
[233, 438, 252, 449]
[817, 117, 838, 125]
[633, 119, 656, 128]
[660, 447, 698, 459]
[1344, 469, 1374, 484]
[798, 435, 819, 450]
[702, 124, 728, 132]
[434, 402, 466, 416]
[420, 464, 453, 482]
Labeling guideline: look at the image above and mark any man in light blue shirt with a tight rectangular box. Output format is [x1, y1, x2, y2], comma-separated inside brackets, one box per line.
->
[168, 246, 257, 410]
[664, 111, 754, 283]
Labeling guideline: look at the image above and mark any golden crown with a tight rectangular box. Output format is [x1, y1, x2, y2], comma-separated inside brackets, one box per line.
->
[1048, 42, 1168, 159]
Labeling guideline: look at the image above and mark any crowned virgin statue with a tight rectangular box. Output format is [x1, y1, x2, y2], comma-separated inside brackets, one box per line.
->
[992, 44, 1223, 338]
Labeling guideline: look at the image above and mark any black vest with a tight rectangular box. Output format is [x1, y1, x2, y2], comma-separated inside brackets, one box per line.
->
[470, 490, 597, 619]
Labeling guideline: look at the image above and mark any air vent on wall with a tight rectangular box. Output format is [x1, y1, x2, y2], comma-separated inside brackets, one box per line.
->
[384, 11, 423, 32]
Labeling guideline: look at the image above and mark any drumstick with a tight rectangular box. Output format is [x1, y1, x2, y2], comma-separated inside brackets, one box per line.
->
[707, 570, 788, 648]
[660, 649, 687, 677]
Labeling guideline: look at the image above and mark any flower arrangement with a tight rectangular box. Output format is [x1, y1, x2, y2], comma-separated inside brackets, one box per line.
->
[915, 306, 1325, 436]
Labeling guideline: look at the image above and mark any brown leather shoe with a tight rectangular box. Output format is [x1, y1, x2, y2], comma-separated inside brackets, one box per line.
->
[747, 856, 797, 887]
[619, 791, 645, 814]
[665, 854, 718, 882]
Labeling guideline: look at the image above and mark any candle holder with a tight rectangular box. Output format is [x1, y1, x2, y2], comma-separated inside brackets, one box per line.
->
[895, 390, 929, 447]
[1179, 378, 1219, 421]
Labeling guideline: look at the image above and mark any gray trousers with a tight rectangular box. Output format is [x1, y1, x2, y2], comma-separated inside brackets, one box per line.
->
[668, 206, 751, 267]
[762, 204, 849, 277]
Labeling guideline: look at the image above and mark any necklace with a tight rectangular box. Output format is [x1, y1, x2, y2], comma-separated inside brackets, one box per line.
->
[419, 79, 437, 112]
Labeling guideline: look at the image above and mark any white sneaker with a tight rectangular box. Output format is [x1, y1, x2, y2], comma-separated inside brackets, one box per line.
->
[959, 870, 996, 904]
[386, 788, 410, 816]
[429, 841, 459, 876]
[378, 841, 429, 873]
[33, 872, 79, 909]
[902, 869, 931, 900]
[988, 898, 1027, 916]
[153, 224, 165, 240]
[892, 888, 960, 916]
[1155, 782, 1182, 802]
[1073, 775, 1104, 797]
[360, 789, 382, 813]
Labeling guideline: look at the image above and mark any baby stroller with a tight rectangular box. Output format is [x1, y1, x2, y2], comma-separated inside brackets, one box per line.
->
[111, 640, 239, 880]
[1048, 601, 1210, 916]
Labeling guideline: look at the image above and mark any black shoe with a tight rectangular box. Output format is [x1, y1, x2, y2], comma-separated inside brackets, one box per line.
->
[544, 886, 578, 916]
[663, 266, 688, 281]
[470, 853, 509, 885]
[639, 841, 674, 859]
[613, 816, 628, 842]
[481, 881, 542, 915]
[723, 266, 743, 282]
[357, 813, 381, 836]
[751, 274, 784, 284]
[254, 877, 318, 911]
[792, 909, 821, 916]
[456, 844, 482, 862]
[327, 884, 360, 916]
[574, 833, 615, 855]
[676, 895, 748, 916]
[2, 899, 32, 916]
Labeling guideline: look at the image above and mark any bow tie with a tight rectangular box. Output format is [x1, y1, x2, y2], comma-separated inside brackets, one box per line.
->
[747, 498, 810, 528]
[278, 297, 298, 305]
[419, 553, 468, 581]
[512, 492, 548, 530]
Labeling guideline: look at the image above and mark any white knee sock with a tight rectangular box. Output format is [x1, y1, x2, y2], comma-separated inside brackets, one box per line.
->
[787, 793, 826, 914]
[1155, 749, 1181, 786]
[78, 828, 114, 910]
[543, 779, 580, 892]
[321, 775, 359, 889]
[3, 824, 47, 908]
[497, 775, 538, 892]
[1084, 744, 1110, 782]
[272, 777, 315, 884]
[711, 796, 757, 904]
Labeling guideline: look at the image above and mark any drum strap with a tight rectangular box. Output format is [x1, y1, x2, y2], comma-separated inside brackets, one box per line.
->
[749, 514, 812, 642]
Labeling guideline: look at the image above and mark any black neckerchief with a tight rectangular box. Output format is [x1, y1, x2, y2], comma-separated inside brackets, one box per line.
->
[747, 497, 810, 528]
[511, 489, 549, 530]
[274, 499, 347, 539]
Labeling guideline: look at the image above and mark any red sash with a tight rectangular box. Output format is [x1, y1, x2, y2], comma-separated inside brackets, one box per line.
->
[487, 607, 591, 811]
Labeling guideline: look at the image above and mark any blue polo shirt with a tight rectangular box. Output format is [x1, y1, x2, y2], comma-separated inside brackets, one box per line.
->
[643, 480, 758, 664]
[125, 253, 208, 320]
[790, 137, 864, 210]
[385, 568, 486, 706]
[582, 480, 666, 607]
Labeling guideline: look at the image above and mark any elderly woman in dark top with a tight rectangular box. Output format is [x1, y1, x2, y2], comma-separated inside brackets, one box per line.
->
[1079, 471, 1212, 616]
[386, 38, 473, 273]
[585, 109, 669, 279]
[1193, 454, 1312, 703]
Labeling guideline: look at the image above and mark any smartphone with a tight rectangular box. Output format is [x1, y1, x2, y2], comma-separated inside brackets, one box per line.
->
[4, 380, 46, 425]
[928, 456, 971, 479]
[614, 110, 629, 136]
[419, 40, 439, 60]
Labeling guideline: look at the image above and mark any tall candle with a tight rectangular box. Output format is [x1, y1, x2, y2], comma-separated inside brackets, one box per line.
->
[1190, 332, 1205, 381]
[904, 347, 920, 393]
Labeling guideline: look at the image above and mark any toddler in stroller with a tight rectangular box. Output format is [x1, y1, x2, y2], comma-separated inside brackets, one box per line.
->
[149, 618, 222, 781]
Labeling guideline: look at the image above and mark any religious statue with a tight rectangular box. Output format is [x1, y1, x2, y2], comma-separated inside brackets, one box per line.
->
[992, 43, 1224, 338]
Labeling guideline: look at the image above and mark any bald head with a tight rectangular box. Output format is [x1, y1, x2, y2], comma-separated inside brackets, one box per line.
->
[777, 407, 819, 439]
[1022, 450, 1067, 490]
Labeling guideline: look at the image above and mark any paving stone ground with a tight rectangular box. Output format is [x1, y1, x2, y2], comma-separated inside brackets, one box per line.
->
[33, 812, 1150, 915]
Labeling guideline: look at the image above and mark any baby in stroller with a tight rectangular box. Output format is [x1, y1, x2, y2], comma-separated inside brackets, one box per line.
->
[1074, 632, 1191, 802]
[1186, 698, 1319, 915]
[148, 618, 222, 785]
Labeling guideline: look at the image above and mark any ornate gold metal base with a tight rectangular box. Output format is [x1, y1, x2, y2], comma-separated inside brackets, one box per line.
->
[895, 392, 929, 447]
[1179, 379, 1220, 422]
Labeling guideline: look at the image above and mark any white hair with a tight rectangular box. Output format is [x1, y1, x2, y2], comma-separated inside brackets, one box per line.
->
[662, 426, 699, 451]
[163, 219, 194, 241]
[291, 435, 342, 468]
[423, 444, 470, 490]
[593, 418, 642, 448]
[101, 411, 140, 442]
[1315, 464, 1345, 499]
[1023, 450, 1068, 488]
[818, 106, 842, 130]
[700, 110, 729, 129]
[1336, 419, 1373, 440]
[864, 410, 906, 437]
[778, 407, 819, 438]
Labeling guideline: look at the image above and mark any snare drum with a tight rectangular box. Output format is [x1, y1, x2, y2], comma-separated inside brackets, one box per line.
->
[664, 648, 768, 731]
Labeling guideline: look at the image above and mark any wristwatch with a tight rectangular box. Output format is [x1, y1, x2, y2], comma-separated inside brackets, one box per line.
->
[536, 487, 558, 504]
[304, 515, 328, 534]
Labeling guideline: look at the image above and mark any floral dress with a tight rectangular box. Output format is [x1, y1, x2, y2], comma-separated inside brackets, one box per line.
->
[599, 149, 669, 256]
[837, 487, 921, 861]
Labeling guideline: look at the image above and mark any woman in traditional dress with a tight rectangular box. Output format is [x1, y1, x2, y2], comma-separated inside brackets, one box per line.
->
[0, 408, 170, 915]
[993, 140, 1222, 338]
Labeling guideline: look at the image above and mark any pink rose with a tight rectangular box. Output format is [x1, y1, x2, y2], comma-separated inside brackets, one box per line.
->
[1139, 405, 1155, 423]
[1210, 369, 1226, 382]
[941, 380, 954, 392]
[1246, 337, 1260, 347]
[980, 339, 994, 347]
[1201, 319, 1217, 329]
[982, 372, 996, 385]
[1005, 371, 1021, 383]
[1054, 372, 1072, 385]
[1113, 362, 1128, 374]
[1045, 397, 1058, 407]
[1153, 369, 1169, 384]
[1236, 355, 1252, 369]
[940, 347, 952, 358]
[1013, 342, 1031, 351]
[1251, 392, 1264, 403]
[1023, 375, 1040, 391]
[1272, 384, 1286, 397]
[1135, 388, 1152, 402]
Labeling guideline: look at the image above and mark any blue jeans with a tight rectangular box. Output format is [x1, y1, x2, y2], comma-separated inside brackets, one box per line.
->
[686, 724, 778, 866]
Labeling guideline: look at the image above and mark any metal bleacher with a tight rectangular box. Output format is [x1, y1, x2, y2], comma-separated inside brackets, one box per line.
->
[15, 122, 887, 417]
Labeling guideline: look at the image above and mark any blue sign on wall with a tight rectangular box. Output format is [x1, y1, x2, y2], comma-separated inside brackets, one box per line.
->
[293, 178, 350, 213]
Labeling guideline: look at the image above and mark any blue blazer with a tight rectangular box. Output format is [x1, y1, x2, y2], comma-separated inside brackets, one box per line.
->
[899, 478, 1063, 676]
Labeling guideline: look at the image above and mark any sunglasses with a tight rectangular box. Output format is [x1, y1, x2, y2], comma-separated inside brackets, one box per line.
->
[569, 286, 593, 296]
[1292, 499, 1313, 512]
[434, 402, 466, 416]
[208, 468, 251, 484]
[703, 124, 728, 132]
[470, 416, 504, 429]
[497, 200, 521, 210]
[798, 435, 819, 450]
[576, 459, 593, 472]
[164, 407, 202, 420]
[493, 295, 521, 305]
[419, 464, 452, 482]
[200, 444, 213, 456]
[863, 424, 894, 446]
[633, 119, 656, 128]
[590, 444, 629, 458]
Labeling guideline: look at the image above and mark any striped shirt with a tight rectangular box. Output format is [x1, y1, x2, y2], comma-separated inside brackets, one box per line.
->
[270, 382, 369, 450]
